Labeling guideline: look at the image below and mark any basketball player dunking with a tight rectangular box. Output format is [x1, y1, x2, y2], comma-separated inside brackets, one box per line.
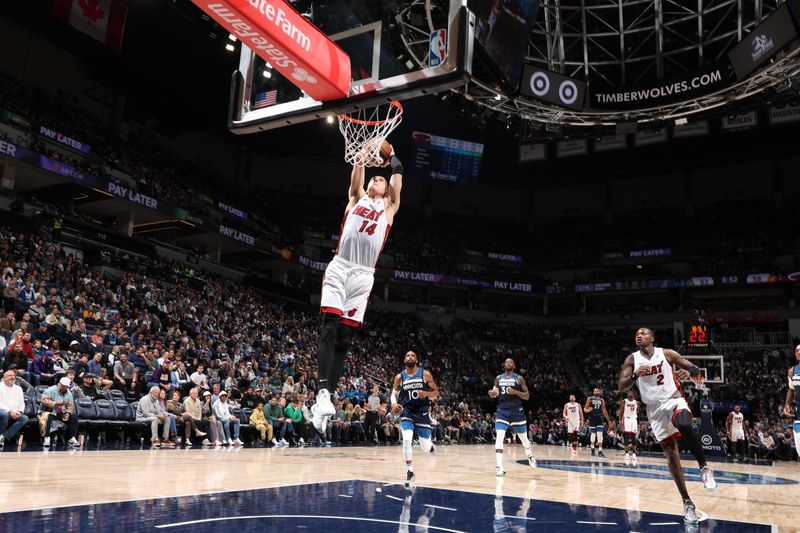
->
[726, 405, 746, 463]
[782, 344, 800, 461]
[583, 388, 612, 457]
[619, 390, 639, 462]
[489, 358, 536, 476]
[562, 394, 583, 455]
[619, 327, 717, 525]
[311, 151, 404, 434]
[391, 351, 438, 487]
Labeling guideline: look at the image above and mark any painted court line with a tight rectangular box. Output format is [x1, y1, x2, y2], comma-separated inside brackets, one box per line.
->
[498, 514, 536, 521]
[424, 504, 458, 511]
[576, 521, 617, 525]
[650, 522, 681, 526]
[385, 495, 404, 501]
[338, 495, 353, 498]
[154, 514, 468, 533]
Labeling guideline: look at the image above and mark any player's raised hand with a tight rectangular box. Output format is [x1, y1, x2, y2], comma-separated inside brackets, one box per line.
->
[675, 369, 691, 381]
[635, 366, 650, 377]
[488, 387, 499, 398]
[392, 403, 402, 414]
[784, 404, 793, 417]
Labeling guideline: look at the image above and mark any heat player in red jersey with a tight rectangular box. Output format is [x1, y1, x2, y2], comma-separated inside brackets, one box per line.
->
[619, 328, 717, 525]
[311, 149, 404, 435]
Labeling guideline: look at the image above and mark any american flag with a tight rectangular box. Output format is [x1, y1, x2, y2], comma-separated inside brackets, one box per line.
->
[254, 89, 277, 109]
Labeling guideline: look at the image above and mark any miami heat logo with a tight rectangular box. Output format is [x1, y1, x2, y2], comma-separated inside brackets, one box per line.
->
[347, 308, 357, 317]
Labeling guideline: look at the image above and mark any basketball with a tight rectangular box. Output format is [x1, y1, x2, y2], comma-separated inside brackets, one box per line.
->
[380, 139, 393, 164]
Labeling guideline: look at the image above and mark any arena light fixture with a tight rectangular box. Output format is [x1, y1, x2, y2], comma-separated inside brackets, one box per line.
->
[225, 43, 235, 52]
[228, 33, 236, 42]
[262, 69, 272, 79]
[326, 116, 335, 124]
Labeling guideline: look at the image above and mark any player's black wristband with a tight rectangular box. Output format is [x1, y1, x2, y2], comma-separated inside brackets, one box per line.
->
[688, 366, 700, 377]
[631, 373, 638, 382]
[390, 155, 403, 175]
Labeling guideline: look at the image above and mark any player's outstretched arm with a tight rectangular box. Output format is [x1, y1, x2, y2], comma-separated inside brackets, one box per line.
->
[785, 368, 796, 416]
[562, 403, 568, 419]
[663, 349, 700, 381]
[514, 375, 530, 401]
[386, 148, 403, 214]
[348, 164, 366, 208]
[618, 354, 636, 392]
[726, 412, 733, 436]
[618, 401, 625, 426]
[422, 370, 439, 400]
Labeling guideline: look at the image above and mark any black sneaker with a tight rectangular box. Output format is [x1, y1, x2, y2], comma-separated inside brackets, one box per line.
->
[405, 470, 416, 487]
[429, 445, 435, 454]
[591, 448, 596, 456]
[598, 450, 606, 458]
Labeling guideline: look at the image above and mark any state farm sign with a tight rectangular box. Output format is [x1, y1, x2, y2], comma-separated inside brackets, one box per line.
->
[192, 0, 350, 101]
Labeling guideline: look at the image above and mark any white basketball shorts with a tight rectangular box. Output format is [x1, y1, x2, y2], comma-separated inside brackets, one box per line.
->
[730, 429, 745, 441]
[646, 396, 689, 444]
[623, 417, 638, 434]
[320, 255, 375, 327]
[567, 418, 580, 433]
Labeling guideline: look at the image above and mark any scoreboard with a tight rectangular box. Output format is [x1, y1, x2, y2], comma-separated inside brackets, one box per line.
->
[411, 131, 484, 183]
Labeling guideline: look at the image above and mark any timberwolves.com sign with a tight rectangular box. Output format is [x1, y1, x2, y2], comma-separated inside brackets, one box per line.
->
[591, 64, 729, 110]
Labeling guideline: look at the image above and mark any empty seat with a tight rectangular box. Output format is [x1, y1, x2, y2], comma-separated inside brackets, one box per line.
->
[90, 399, 116, 428]
[75, 397, 96, 431]
[107, 389, 125, 401]
[34, 385, 49, 400]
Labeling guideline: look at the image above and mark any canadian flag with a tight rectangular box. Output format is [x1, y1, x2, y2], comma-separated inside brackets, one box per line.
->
[53, 0, 128, 52]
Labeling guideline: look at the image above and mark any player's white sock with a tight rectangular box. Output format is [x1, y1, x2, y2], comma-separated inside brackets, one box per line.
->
[407, 463, 414, 472]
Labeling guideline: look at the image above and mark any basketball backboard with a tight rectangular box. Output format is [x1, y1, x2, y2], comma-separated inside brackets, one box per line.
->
[228, 0, 474, 133]
[682, 355, 725, 384]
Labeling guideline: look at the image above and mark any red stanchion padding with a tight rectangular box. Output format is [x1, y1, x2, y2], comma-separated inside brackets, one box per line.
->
[191, 0, 351, 101]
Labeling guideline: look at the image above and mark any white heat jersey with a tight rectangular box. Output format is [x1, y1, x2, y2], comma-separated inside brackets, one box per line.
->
[336, 195, 390, 268]
[633, 347, 681, 406]
[730, 411, 744, 437]
[565, 402, 580, 425]
[623, 399, 638, 432]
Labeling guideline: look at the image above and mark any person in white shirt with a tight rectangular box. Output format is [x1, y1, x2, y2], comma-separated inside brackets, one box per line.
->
[0, 368, 28, 446]
[212, 390, 242, 446]
[190, 365, 209, 391]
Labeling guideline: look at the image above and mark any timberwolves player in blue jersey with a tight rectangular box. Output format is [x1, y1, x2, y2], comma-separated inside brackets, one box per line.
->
[783, 344, 800, 459]
[583, 387, 612, 457]
[488, 358, 535, 476]
[391, 351, 439, 486]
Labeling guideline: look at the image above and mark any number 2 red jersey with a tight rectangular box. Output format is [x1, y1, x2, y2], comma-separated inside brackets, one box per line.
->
[632, 347, 680, 406]
[337, 195, 390, 268]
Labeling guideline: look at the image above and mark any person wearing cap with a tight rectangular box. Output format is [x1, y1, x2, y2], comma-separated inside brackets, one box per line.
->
[135, 386, 172, 448]
[75, 373, 104, 400]
[201, 390, 224, 446]
[30, 351, 56, 387]
[71, 353, 91, 381]
[0, 367, 28, 447]
[41, 377, 79, 447]
[212, 390, 242, 446]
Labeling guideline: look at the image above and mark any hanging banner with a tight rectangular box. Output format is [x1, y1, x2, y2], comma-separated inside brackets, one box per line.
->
[594, 134, 627, 152]
[769, 103, 800, 124]
[722, 111, 758, 131]
[673, 121, 710, 138]
[556, 139, 587, 158]
[635, 129, 668, 146]
[519, 143, 546, 162]
[728, 3, 798, 80]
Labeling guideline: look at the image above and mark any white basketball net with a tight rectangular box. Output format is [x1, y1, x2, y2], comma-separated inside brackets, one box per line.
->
[338, 101, 403, 167]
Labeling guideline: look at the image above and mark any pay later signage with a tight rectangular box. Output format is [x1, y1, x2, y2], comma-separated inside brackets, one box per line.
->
[191, 0, 351, 101]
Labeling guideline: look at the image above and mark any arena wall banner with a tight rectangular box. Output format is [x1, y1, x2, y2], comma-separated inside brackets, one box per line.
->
[486, 252, 523, 263]
[593, 134, 626, 152]
[218, 201, 248, 220]
[38, 125, 91, 154]
[589, 63, 730, 110]
[672, 120, 710, 138]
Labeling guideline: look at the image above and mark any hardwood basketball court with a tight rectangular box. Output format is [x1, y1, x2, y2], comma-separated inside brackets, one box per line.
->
[2, 443, 797, 532]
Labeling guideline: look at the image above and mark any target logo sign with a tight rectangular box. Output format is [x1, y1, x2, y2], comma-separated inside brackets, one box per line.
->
[520, 65, 586, 111]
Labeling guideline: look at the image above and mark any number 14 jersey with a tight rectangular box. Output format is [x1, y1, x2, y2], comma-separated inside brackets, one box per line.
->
[633, 347, 681, 406]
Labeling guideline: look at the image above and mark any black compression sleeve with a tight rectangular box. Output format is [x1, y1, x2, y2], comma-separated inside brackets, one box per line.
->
[390, 155, 403, 175]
